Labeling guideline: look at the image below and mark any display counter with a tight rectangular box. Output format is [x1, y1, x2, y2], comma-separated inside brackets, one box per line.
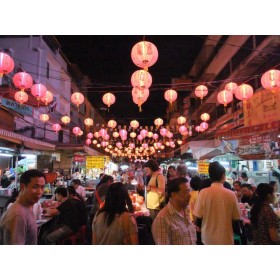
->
[0, 188, 12, 216]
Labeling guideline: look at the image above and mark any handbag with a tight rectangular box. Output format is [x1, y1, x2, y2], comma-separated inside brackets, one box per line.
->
[156, 175, 166, 209]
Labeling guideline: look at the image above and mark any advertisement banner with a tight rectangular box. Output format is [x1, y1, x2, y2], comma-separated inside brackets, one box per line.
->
[86, 156, 109, 169]
[1, 97, 33, 116]
[197, 161, 209, 175]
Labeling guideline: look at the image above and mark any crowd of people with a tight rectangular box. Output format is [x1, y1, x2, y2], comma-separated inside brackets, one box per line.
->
[0, 160, 279, 245]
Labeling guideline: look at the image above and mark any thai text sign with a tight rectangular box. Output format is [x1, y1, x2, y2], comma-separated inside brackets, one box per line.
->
[73, 154, 86, 162]
[198, 161, 209, 175]
[86, 156, 109, 169]
[1, 97, 33, 116]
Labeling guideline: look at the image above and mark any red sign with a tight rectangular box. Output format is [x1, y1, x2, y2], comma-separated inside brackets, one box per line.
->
[73, 154, 86, 162]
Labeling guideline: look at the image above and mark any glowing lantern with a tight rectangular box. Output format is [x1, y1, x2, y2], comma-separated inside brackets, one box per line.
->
[61, 115, 71, 125]
[116, 142, 122, 149]
[195, 85, 208, 100]
[52, 123, 61, 133]
[131, 41, 158, 70]
[147, 132, 153, 138]
[72, 127, 81, 136]
[108, 120, 117, 128]
[101, 141, 107, 147]
[140, 129, 148, 138]
[130, 132, 137, 138]
[131, 70, 152, 89]
[177, 140, 183, 145]
[31, 83, 47, 101]
[99, 128, 107, 138]
[14, 91, 28, 104]
[217, 90, 233, 107]
[130, 120, 139, 129]
[195, 125, 203, 133]
[113, 131, 119, 138]
[119, 129, 127, 138]
[200, 122, 209, 130]
[155, 142, 162, 149]
[39, 113, 49, 122]
[137, 135, 143, 141]
[177, 116, 186, 125]
[166, 131, 173, 138]
[71, 92, 84, 110]
[261, 69, 280, 92]
[153, 133, 159, 140]
[84, 118, 94, 126]
[179, 125, 188, 135]
[102, 92, 116, 109]
[160, 128, 168, 137]
[142, 143, 148, 149]
[92, 140, 97, 145]
[129, 143, 135, 149]
[225, 82, 238, 93]
[86, 139, 92, 145]
[154, 118, 163, 127]
[164, 89, 177, 104]
[78, 131, 83, 137]
[235, 84, 253, 101]
[94, 132, 99, 138]
[41, 90, 53, 105]
[87, 133, 93, 139]
[13, 72, 33, 91]
[132, 88, 149, 112]
[200, 113, 210, 122]
[97, 144, 101, 148]
[0, 52, 14, 78]
[104, 134, 110, 140]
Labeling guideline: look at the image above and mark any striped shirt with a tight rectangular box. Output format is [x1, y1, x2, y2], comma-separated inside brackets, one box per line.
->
[152, 201, 196, 245]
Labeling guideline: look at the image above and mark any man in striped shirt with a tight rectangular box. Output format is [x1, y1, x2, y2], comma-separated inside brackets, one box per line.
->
[151, 177, 196, 245]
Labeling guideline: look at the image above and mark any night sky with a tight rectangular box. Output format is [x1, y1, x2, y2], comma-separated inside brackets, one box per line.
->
[55, 35, 206, 126]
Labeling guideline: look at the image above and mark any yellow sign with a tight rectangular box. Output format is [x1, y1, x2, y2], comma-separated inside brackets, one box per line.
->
[198, 161, 209, 174]
[86, 156, 110, 169]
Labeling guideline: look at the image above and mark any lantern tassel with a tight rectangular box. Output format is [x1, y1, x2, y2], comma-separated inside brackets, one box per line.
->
[139, 105, 142, 112]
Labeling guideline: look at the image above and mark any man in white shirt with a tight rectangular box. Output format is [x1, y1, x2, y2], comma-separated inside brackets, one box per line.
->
[240, 172, 256, 191]
[71, 179, 86, 201]
[193, 161, 241, 245]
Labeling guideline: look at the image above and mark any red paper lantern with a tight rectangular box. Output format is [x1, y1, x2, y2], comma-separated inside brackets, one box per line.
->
[131, 70, 152, 89]
[14, 91, 28, 104]
[164, 89, 177, 104]
[235, 84, 253, 101]
[131, 41, 158, 70]
[132, 87, 149, 112]
[31, 83, 47, 100]
[225, 82, 238, 93]
[13, 72, 33, 91]
[52, 123, 61, 133]
[195, 85, 208, 100]
[217, 90, 233, 106]
[0, 52, 14, 77]
[261, 69, 280, 92]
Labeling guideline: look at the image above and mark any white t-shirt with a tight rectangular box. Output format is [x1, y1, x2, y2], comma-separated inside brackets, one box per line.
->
[76, 185, 86, 200]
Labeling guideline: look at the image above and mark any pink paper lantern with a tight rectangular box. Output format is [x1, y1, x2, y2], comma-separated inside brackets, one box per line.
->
[131, 69, 152, 89]
[217, 90, 233, 107]
[0, 52, 14, 77]
[235, 84, 253, 101]
[119, 129, 127, 138]
[71, 92, 84, 108]
[261, 69, 280, 92]
[72, 126, 82, 136]
[14, 91, 28, 104]
[137, 135, 143, 141]
[195, 125, 203, 133]
[129, 143, 135, 149]
[179, 125, 188, 135]
[153, 133, 159, 140]
[116, 142, 122, 149]
[102, 92, 116, 108]
[225, 82, 238, 93]
[52, 123, 61, 133]
[41, 90, 53, 105]
[31, 83, 47, 100]
[99, 128, 107, 138]
[142, 143, 148, 149]
[131, 41, 158, 70]
[164, 89, 177, 104]
[160, 128, 168, 137]
[87, 133, 94, 139]
[86, 139, 92, 145]
[195, 85, 208, 100]
[200, 122, 209, 130]
[13, 72, 33, 91]
[166, 131, 173, 138]
[140, 129, 148, 138]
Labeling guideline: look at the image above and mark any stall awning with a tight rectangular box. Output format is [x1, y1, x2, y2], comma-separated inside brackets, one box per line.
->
[0, 128, 56, 151]
[188, 139, 222, 160]
[56, 144, 104, 156]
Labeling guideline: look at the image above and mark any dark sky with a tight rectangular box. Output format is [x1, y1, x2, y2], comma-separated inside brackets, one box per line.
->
[55, 35, 206, 126]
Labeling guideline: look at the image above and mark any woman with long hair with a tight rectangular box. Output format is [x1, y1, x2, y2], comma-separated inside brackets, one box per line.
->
[250, 183, 279, 245]
[92, 182, 138, 245]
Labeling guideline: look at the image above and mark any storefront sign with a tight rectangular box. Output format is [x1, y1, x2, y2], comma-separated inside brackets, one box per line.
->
[73, 154, 86, 162]
[86, 156, 109, 169]
[197, 161, 209, 175]
[243, 89, 280, 126]
[1, 97, 33, 116]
